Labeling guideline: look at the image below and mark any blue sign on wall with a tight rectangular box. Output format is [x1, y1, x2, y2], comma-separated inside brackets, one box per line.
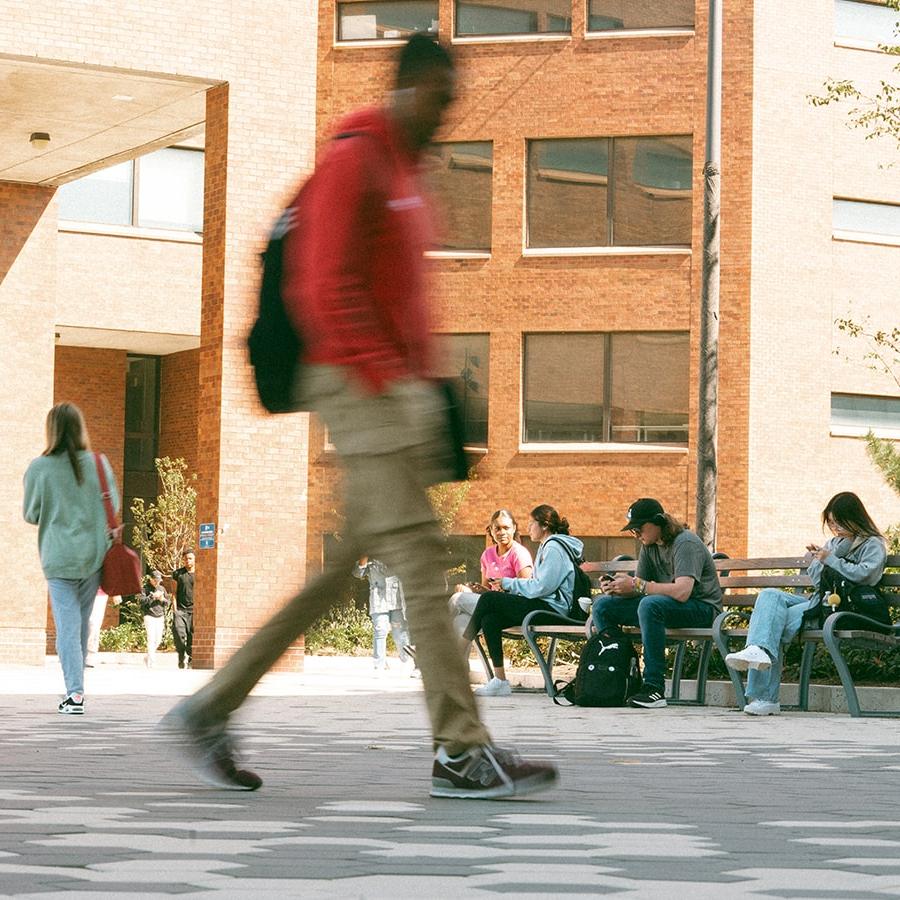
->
[199, 522, 215, 550]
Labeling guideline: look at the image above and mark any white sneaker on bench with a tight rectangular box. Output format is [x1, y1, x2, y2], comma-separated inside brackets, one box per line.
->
[725, 645, 772, 671]
[475, 677, 512, 697]
[743, 699, 780, 716]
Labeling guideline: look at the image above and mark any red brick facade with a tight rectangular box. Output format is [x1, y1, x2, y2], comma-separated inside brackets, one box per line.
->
[313, 0, 753, 560]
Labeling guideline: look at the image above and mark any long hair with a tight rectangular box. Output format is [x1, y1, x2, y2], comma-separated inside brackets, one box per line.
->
[43, 402, 91, 485]
[486, 508, 520, 544]
[530, 504, 570, 535]
[659, 513, 685, 546]
[822, 492, 884, 540]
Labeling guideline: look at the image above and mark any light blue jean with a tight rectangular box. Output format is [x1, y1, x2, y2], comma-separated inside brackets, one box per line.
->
[47, 571, 102, 697]
[744, 588, 812, 703]
[372, 609, 411, 668]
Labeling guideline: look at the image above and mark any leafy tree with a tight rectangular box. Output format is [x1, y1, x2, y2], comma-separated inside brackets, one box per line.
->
[836, 318, 900, 390]
[808, 0, 900, 152]
[130, 457, 198, 575]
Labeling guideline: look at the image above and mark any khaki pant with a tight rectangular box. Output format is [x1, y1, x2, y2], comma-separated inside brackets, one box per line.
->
[184, 365, 490, 755]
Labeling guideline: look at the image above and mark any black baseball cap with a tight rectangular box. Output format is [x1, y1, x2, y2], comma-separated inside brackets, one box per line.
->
[621, 498, 665, 531]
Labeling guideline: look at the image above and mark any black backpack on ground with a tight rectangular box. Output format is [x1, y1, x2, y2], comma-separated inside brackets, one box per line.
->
[554, 628, 641, 707]
[545, 536, 593, 622]
[247, 131, 363, 415]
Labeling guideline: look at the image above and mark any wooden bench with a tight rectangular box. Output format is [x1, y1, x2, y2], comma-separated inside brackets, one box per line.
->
[475, 554, 900, 716]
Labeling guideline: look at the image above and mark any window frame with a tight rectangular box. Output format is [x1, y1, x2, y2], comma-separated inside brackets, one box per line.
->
[433, 332, 491, 450]
[452, 0, 572, 41]
[833, 196, 900, 248]
[520, 331, 690, 452]
[334, 0, 440, 45]
[830, 391, 900, 439]
[524, 135, 694, 256]
[833, 0, 899, 53]
[57, 146, 205, 238]
[584, 0, 695, 39]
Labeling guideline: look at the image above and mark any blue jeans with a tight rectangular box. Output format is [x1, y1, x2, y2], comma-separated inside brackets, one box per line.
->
[372, 609, 411, 668]
[591, 593, 716, 692]
[48, 571, 102, 697]
[744, 588, 811, 703]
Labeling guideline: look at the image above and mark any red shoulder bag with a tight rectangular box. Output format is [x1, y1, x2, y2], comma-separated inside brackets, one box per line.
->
[94, 453, 143, 596]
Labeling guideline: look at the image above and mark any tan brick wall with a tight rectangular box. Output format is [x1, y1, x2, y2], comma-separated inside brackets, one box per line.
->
[1, 0, 319, 670]
[0, 182, 56, 664]
[56, 231, 201, 338]
[314, 0, 754, 557]
[750, 0, 900, 554]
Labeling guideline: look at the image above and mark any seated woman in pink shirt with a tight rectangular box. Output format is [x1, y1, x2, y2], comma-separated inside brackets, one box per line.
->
[450, 509, 533, 637]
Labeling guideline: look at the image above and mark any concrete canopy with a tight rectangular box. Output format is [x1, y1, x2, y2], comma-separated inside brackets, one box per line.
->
[0, 54, 219, 186]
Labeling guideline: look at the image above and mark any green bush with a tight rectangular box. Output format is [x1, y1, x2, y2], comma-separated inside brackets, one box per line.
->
[99, 622, 146, 652]
[305, 605, 374, 656]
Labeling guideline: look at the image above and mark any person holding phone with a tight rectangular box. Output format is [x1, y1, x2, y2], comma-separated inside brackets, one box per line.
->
[725, 491, 887, 716]
[450, 509, 533, 637]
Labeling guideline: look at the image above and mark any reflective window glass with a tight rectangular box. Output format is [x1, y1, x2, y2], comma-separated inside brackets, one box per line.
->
[833, 198, 900, 238]
[834, 0, 898, 44]
[137, 148, 204, 231]
[587, 0, 694, 31]
[456, 0, 571, 35]
[831, 393, 900, 431]
[433, 334, 490, 446]
[57, 161, 133, 226]
[424, 142, 492, 251]
[338, 0, 439, 39]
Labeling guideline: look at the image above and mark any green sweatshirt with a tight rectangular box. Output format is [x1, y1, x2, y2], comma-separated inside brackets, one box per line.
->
[23, 450, 119, 580]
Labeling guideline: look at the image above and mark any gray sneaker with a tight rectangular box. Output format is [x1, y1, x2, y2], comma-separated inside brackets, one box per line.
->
[431, 745, 558, 799]
[160, 704, 262, 791]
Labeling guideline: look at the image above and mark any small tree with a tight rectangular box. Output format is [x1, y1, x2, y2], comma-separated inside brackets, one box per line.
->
[131, 457, 198, 575]
[427, 478, 472, 537]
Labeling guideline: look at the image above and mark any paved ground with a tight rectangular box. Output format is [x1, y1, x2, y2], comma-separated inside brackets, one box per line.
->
[3, 656, 900, 898]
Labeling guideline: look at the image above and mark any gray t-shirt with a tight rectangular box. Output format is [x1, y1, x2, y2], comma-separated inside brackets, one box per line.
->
[637, 530, 722, 609]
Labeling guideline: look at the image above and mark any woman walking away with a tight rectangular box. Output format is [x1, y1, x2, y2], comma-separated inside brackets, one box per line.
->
[449, 508, 533, 638]
[23, 403, 120, 714]
[726, 491, 887, 716]
[464, 504, 582, 697]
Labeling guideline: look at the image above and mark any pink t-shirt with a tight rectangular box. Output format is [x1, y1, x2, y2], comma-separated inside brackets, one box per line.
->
[480, 542, 533, 582]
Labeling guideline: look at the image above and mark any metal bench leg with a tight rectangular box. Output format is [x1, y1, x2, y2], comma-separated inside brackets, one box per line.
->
[547, 638, 558, 670]
[798, 641, 815, 712]
[474, 635, 494, 682]
[713, 622, 747, 709]
[822, 626, 862, 717]
[522, 628, 557, 698]
[670, 641, 686, 701]
[696, 639, 712, 705]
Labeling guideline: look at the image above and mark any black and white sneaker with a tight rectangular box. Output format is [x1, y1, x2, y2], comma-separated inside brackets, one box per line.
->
[160, 704, 262, 791]
[58, 693, 84, 715]
[431, 745, 558, 799]
[627, 689, 667, 709]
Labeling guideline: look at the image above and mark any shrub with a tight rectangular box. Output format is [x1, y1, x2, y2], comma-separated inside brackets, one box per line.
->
[99, 623, 146, 652]
[305, 605, 373, 656]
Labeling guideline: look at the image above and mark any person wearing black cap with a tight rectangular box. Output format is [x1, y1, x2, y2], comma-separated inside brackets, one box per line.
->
[588, 498, 722, 708]
[141, 570, 170, 668]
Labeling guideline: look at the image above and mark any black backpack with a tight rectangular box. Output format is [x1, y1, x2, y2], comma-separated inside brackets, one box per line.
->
[247, 202, 306, 414]
[247, 131, 363, 414]
[545, 536, 593, 622]
[554, 628, 641, 707]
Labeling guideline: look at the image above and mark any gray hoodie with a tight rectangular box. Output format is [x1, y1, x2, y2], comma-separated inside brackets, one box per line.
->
[500, 533, 584, 616]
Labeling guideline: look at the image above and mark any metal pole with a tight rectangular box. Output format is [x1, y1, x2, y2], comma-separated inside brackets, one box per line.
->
[696, 0, 722, 549]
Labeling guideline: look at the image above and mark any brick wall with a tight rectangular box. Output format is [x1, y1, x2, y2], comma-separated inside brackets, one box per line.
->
[313, 0, 753, 558]
[0, 182, 56, 664]
[159, 348, 200, 478]
[1, 0, 319, 671]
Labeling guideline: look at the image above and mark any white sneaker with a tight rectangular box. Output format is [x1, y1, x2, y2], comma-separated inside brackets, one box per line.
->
[743, 699, 781, 716]
[725, 645, 772, 671]
[475, 677, 512, 697]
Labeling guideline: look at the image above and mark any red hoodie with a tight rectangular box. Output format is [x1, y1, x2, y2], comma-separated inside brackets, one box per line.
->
[281, 107, 433, 394]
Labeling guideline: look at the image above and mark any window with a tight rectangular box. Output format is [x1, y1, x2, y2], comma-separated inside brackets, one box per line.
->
[527, 136, 692, 249]
[433, 334, 490, 446]
[57, 147, 205, 232]
[137, 148, 204, 231]
[424, 142, 492, 252]
[523, 332, 689, 445]
[455, 0, 571, 36]
[577, 536, 639, 563]
[834, 0, 898, 46]
[587, 0, 694, 33]
[833, 198, 900, 243]
[123, 355, 160, 551]
[337, 0, 438, 40]
[57, 160, 133, 226]
[831, 393, 900, 437]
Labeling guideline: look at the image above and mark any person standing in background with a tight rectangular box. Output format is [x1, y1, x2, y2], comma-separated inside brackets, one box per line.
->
[171, 550, 195, 669]
[142, 570, 170, 668]
[353, 557, 414, 674]
[23, 402, 121, 714]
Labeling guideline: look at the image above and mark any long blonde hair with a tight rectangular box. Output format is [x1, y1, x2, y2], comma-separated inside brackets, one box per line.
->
[43, 402, 91, 484]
